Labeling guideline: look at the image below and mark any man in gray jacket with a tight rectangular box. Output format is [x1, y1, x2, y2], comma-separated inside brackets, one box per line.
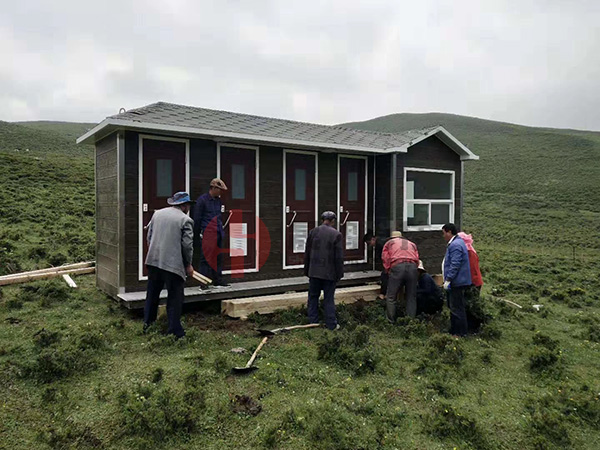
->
[143, 192, 195, 338]
[303, 211, 344, 330]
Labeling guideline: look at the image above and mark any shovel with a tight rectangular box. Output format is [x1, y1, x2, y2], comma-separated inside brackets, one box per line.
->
[232, 336, 269, 374]
[256, 323, 322, 336]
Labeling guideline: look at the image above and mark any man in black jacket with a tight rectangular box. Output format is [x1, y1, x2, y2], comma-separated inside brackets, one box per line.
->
[304, 211, 344, 330]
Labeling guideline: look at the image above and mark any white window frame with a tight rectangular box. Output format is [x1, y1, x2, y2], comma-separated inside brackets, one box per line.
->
[403, 167, 455, 232]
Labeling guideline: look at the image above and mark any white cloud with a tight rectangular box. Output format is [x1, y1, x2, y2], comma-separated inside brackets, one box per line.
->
[0, 0, 598, 130]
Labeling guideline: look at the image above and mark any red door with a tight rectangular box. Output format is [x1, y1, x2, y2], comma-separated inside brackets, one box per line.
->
[219, 146, 257, 273]
[339, 156, 366, 262]
[141, 137, 187, 277]
[284, 151, 317, 267]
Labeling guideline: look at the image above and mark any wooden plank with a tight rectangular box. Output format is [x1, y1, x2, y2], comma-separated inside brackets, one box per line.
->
[0, 267, 95, 286]
[62, 274, 78, 288]
[192, 271, 212, 285]
[222, 285, 380, 318]
[0, 261, 95, 280]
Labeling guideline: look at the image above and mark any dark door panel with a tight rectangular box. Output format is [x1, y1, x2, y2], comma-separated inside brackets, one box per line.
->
[141, 138, 187, 277]
[339, 156, 366, 262]
[219, 146, 257, 273]
[284, 152, 317, 267]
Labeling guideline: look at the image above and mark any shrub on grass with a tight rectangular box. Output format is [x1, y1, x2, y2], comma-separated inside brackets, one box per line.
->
[47, 252, 68, 267]
[33, 329, 61, 348]
[425, 402, 488, 449]
[150, 368, 164, 383]
[18, 279, 70, 306]
[21, 327, 108, 383]
[395, 317, 431, 338]
[317, 325, 380, 375]
[38, 420, 103, 449]
[117, 382, 205, 444]
[5, 297, 23, 309]
[426, 334, 464, 367]
[529, 333, 561, 373]
[567, 298, 583, 308]
[586, 324, 600, 343]
[263, 403, 378, 450]
[213, 352, 232, 374]
[479, 321, 502, 340]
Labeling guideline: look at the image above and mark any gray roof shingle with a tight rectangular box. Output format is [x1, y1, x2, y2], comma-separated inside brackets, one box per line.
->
[108, 102, 438, 150]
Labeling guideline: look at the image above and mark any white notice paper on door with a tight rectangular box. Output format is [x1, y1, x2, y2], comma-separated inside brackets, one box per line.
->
[293, 222, 308, 253]
[346, 221, 359, 250]
[230, 223, 248, 257]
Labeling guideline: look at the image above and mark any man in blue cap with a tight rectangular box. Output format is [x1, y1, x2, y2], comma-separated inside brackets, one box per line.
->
[303, 211, 344, 330]
[143, 191, 195, 338]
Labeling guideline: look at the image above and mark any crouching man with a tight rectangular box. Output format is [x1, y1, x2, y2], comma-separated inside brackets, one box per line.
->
[143, 192, 195, 339]
[382, 231, 420, 321]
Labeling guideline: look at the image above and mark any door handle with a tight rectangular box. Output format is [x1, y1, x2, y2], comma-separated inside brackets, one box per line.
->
[223, 210, 233, 229]
[340, 211, 350, 226]
[286, 210, 297, 228]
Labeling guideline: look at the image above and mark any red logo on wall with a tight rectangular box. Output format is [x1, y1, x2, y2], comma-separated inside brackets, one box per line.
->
[200, 210, 271, 279]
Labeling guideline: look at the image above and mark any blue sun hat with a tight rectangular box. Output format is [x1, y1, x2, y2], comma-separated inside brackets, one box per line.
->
[167, 192, 196, 205]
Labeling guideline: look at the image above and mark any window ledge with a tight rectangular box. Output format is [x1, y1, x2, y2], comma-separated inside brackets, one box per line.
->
[403, 225, 445, 232]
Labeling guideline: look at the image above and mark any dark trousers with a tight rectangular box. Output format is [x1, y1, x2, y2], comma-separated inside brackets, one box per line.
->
[447, 286, 468, 337]
[386, 262, 418, 322]
[144, 265, 185, 338]
[307, 277, 338, 330]
[197, 234, 223, 284]
[380, 271, 389, 295]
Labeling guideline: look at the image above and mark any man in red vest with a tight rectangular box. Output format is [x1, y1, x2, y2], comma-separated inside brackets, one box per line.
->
[382, 231, 420, 322]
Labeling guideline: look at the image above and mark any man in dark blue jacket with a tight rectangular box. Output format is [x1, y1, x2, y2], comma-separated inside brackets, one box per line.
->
[442, 223, 472, 336]
[192, 178, 228, 287]
[304, 211, 344, 330]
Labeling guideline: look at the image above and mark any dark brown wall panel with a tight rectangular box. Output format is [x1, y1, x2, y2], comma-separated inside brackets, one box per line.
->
[397, 135, 462, 275]
[190, 138, 217, 199]
[95, 133, 118, 294]
[119, 131, 377, 290]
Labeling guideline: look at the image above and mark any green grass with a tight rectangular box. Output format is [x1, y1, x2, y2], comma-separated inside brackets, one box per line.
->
[0, 121, 95, 275]
[1, 115, 599, 448]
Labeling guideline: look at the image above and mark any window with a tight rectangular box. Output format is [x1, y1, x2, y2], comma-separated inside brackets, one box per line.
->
[156, 159, 173, 197]
[295, 169, 306, 201]
[231, 164, 245, 199]
[404, 168, 454, 231]
[348, 171, 358, 201]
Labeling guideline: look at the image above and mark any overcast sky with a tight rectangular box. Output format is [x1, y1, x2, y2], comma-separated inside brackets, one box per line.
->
[1, 0, 599, 130]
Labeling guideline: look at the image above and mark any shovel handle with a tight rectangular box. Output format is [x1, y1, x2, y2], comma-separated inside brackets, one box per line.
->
[246, 336, 269, 368]
[284, 323, 321, 332]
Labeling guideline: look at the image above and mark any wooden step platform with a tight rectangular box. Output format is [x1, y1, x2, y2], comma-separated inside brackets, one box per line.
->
[117, 270, 380, 309]
[222, 285, 381, 319]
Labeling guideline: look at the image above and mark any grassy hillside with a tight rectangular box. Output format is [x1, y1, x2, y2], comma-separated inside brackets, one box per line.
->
[342, 113, 600, 251]
[0, 117, 599, 449]
[16, 121, 97, 143]
[0, 121, 95, 275]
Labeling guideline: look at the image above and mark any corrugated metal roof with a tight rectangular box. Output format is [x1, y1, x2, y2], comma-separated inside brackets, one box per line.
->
[107, 102, 438, 150]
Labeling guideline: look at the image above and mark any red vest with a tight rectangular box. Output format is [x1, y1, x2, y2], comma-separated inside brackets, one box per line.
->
[468, 250, 483, 287]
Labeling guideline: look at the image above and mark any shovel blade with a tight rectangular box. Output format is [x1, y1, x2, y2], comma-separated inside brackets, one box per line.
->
[255, 329, 276, 336]
[231, 366, 258, 375]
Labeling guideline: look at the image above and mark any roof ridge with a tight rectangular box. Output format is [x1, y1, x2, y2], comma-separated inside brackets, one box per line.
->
[149, 101, 428, 138]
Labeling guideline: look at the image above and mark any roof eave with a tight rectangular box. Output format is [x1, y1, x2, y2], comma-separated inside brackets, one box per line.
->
[76, 118, 389, 154]
[395, 126, 479, 161]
